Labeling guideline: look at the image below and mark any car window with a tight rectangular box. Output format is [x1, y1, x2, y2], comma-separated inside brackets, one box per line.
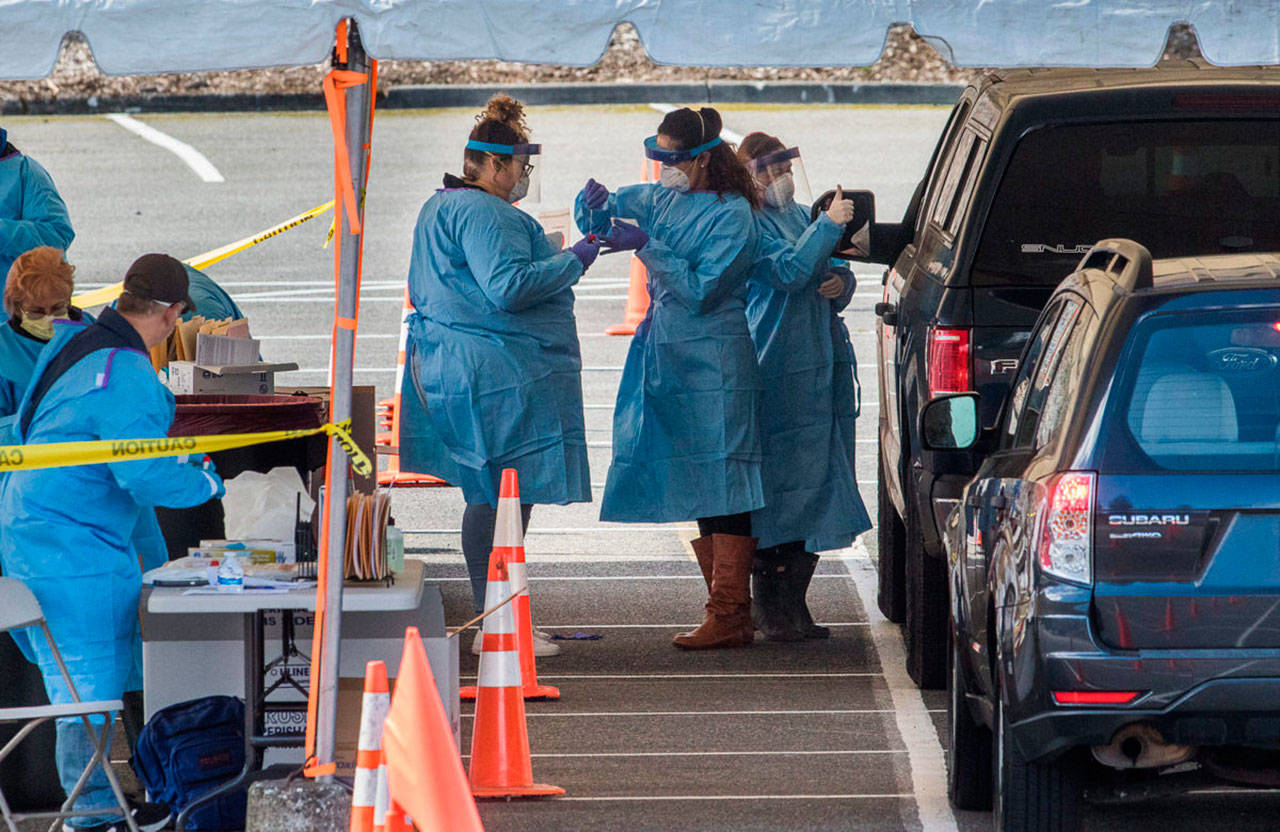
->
[920, 102, 973, 233]
[972, 119, 1280, 287]
[945, 135, 988, 234]
[1003, 301, 1063, 445]
[1099, 308, 1280, 472]
[1006, 298, 1081, 448]
[929, 130, 978, 231]
[1035, 310, 1092, 450]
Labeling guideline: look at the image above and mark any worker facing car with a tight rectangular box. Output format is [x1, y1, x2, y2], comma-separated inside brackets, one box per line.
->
[0, 253, 224, 832]
[575, 106, 764, 650]
[400, 95, 598, 657]
[738, 132, 872, 642]
[0, 127, 74, 294]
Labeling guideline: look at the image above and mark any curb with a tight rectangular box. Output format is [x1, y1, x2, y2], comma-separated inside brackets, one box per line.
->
[1, 81, 961, 115]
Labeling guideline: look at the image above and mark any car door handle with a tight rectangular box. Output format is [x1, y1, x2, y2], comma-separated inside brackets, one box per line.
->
[874, 302, 898, 326]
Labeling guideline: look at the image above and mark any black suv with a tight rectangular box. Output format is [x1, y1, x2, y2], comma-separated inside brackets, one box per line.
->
[926, 239, 1280, 831]
[863, 64, 1280, 688]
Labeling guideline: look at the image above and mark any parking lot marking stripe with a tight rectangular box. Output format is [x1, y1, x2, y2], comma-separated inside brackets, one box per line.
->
[466, 750, 906, 758]
[841, 540, 959, 832]
[531, 623, 869, 630]
[556, 794, 915, 801]
[415, 574, 858, 581]
[105, 113, 224, 183]
[462, 709, 899, 717]
[470, 671, 879, 679]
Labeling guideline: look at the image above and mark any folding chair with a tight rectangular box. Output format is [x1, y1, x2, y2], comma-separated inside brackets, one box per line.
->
[0, 577, 139, 832]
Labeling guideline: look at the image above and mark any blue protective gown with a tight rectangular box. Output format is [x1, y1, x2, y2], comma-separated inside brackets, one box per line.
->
[0, 311, 221, 708]
[401, 180, 591, 507]
[0, 310, 93, 423]
[184, 264, 243, 322]
[575, 184, 763, 523]
[0, 140, 74, 291]
[747, 202, 872, 551]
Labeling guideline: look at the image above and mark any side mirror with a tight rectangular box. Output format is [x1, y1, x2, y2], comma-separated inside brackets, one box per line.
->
[811, 189, 876, 260]
[920, 393, 981, 451]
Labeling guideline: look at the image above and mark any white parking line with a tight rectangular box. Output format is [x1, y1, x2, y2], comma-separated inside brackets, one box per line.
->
[557, 794, 914, 802]
[105, 114, 224, 183]
[482, 671, 879, 679]
[532, 623, 868, 630]
[463, 709, 900, 718]
[840, 539, 959, 832]
[467, 750, 906, 759]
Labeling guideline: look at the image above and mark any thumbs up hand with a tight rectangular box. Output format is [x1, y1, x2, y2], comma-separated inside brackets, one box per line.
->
[825, 185, 854, 226]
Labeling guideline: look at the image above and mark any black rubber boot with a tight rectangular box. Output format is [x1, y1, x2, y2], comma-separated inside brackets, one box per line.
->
[787, 551, 830, 639]
[751, 548, 804, 642]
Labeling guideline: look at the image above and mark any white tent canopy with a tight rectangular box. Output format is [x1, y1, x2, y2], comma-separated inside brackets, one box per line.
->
[3, 0, 1279, 81]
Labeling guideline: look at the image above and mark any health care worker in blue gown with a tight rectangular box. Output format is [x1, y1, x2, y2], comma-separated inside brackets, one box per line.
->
[0, 126, 75, 293]
[737, 132, 872, 643]
[576, 106, 766, 651]
[0, 254, 225, 832]
[401, 95, 601, 656]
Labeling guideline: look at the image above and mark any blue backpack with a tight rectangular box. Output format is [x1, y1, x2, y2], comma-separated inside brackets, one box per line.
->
[132, 696, 247, 831]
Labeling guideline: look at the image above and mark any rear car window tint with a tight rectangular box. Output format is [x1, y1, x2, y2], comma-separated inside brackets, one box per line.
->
[1100, 309, 1280, 472]
[973, 120, 1280, 287]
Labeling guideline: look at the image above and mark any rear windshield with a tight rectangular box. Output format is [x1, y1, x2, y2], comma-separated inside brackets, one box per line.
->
[1098, 309, 1280, 473]
[974, 120, 1280, 286]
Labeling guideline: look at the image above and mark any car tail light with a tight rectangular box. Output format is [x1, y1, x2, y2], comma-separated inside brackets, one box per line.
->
[1051, 690, 1141, 706]
[927, 327, 971, 393]
[1037, 471, 1096, 584]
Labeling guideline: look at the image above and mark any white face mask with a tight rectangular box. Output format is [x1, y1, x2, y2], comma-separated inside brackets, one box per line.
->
[763, 172, 796, 209]
[659, 164, 690, 192]
[507, 172, 530, 204]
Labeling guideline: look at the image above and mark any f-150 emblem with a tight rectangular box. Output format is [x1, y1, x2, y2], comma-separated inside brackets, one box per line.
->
[990, 358, 1019, 375]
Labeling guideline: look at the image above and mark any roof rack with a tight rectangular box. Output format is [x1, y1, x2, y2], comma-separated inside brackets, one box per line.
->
[1076, 238, 1153, 291]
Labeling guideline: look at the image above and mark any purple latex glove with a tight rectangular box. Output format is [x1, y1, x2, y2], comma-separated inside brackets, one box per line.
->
[600, 219, 649, 254]
[583, 178, 610, 209]
[570, 235, 602, 270]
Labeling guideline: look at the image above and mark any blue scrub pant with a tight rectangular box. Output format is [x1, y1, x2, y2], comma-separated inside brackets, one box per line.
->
[461, 502, 532, 613]
[56, 714, 119, 828]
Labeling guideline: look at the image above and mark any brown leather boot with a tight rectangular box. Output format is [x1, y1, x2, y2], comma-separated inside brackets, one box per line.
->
[689, 535, 713, 591]
[673, 534, 756, 650]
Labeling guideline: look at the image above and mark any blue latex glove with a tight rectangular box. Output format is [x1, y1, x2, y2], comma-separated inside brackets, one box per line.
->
[570, 235, 603, 270]
[583, 178, 610, 209]
[600, 220, 649, 254]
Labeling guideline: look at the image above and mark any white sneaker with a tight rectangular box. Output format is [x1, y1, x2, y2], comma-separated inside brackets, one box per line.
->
[472, 629, 561, 656]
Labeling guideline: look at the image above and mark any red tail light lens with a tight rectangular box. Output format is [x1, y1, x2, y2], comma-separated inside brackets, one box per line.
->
[1037, 471, 1095, 584]
[927, 327, 971, 393]
[1052, 690, 1141, 706]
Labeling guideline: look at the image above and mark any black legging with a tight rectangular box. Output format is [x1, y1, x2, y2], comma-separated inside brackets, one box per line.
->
[461, 501, 532, 613]
[696, 512, 752, 538]
[756, 539, 805, 562]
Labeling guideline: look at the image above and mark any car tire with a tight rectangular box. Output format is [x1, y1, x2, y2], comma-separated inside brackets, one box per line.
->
[876, 458, 906, 623]
[992, 681, 1082, 832]
[903, 503, 947, 689]
[946, 626, 992, 810]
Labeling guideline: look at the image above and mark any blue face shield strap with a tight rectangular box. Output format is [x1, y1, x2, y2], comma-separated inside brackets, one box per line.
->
[465, 139, 541, 156]
[643, 134, 723, 165]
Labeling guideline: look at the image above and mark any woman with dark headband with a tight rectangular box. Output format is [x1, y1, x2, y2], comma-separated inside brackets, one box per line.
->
[402, 95, 602, 656]
[575, 106, 763, 650]
[738, 131, 872, 642]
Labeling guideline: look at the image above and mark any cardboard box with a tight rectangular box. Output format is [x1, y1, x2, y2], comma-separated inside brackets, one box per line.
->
[168, 361, 299, 395]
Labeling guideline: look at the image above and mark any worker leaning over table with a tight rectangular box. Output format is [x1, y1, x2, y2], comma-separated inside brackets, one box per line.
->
[0, 126, 74, 293]
[0, 253, 224, 832]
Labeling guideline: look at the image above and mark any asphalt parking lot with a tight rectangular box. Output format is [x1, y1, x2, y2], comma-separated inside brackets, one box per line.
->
[10, 103, 1280, 830]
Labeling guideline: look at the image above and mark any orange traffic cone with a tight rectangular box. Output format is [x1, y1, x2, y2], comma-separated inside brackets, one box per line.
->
[468, 549, 564, 798]
[604, 158, 659, 336]
[383, 626, 483, 831]
[380, 287, 450, 488]
[373, 750, 412, 832]
[350, 661, 391, 832]
[461, 469, 559, 701]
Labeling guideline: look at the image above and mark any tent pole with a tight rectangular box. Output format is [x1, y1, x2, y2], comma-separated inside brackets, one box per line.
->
[314, 18, 370, 780]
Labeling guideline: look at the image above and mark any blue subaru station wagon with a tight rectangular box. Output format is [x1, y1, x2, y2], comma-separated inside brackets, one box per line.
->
[924, 239, 1280, 831]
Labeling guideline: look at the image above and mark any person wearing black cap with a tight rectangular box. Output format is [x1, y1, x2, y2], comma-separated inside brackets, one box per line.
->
[0, 253, 222, 832]
[0, 126, 75, 293]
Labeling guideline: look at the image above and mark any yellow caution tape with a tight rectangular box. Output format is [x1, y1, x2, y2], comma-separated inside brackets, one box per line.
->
[0, 419, 371, 477]
[71, 200, 336, 309]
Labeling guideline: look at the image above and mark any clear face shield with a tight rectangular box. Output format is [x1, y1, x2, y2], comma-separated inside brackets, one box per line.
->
[466, 139, 542, 208]
[747, 146, 811, 210]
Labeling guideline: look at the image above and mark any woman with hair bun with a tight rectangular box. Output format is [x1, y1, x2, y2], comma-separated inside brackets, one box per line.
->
[574, 106, 763, 651]
[402, 94, 602, 655]
[737, 131, 871, 643]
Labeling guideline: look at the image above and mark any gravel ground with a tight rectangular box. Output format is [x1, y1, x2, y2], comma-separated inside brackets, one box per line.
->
[0, 22, 1202, 109]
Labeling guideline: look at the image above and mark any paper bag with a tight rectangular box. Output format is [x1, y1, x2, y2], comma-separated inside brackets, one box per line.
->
[222, 467, 315, 541]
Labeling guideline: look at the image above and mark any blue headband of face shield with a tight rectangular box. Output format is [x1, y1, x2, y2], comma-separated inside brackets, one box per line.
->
[465, 139, 541, 156]
[747, 145, 801, 173]
[643, 134, 723, 165]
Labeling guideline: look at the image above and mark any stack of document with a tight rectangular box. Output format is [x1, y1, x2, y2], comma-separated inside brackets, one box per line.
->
[152, 315, 253, 372]
[344, 489, 393, 581]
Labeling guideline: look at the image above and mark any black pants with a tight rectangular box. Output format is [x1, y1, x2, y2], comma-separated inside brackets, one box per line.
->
[756, 540, 806, 562]
[696, 512, 752, 538]
[461, 501, 532, 613]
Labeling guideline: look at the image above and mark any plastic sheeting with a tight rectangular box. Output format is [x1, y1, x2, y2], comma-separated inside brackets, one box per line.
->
[0, 1, 1278, 80]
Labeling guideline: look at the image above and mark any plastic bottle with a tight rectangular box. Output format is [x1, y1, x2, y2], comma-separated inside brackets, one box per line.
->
[216, 556, 245, 592]
[386, 521, 405, 575]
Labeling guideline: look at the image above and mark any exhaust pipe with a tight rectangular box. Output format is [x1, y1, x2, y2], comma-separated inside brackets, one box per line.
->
[1092, 723, 1195, 770]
